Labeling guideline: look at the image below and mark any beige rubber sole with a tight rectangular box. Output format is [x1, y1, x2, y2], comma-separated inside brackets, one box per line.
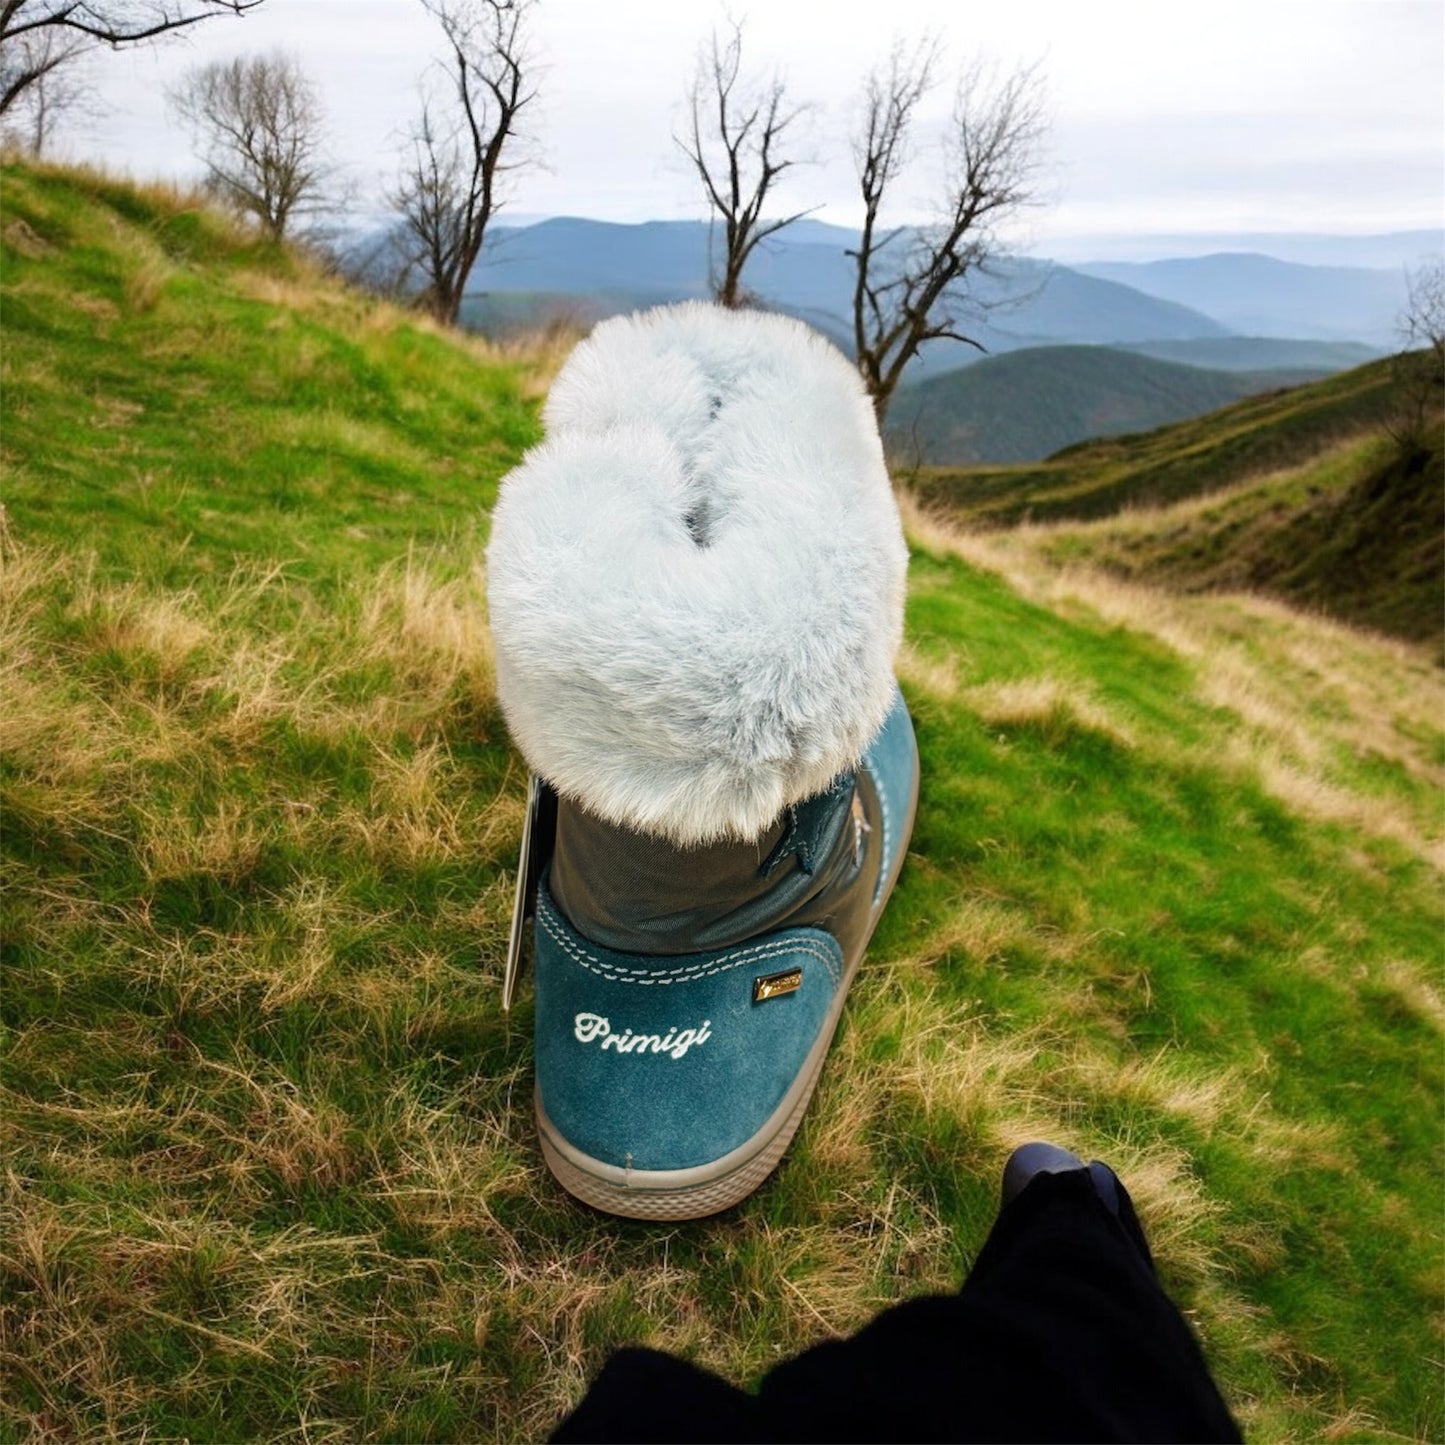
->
[536, 761, 919, 1220]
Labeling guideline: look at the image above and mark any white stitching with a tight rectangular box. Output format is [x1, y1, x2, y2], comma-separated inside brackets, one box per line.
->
[537, 901, 841, 988]
[538, 894, 840, 978]
[539, 906, 840, 988]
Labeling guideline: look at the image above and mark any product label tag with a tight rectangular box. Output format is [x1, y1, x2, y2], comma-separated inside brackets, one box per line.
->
[753, 967, 803, 1002]
[502, 774, 556, 1010]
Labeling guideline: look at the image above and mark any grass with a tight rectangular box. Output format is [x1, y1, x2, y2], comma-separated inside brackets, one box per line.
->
[993, 429, 1445, 657]
[901, 355, 1442, 654]
[3, 162, 1443, 1443]
[905, 356, 1401, 526]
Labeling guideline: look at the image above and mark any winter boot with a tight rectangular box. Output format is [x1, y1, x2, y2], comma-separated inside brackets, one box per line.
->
[486, 303, 918, 1219]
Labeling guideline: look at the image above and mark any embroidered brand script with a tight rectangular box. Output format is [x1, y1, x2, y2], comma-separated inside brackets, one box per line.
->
[573, 1013, 711, 1060]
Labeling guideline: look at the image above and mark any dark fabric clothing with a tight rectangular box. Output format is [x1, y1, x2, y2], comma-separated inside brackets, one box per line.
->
[552, 1169, 1242, 1444]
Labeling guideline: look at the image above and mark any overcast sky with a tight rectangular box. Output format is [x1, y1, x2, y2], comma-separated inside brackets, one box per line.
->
[59, 0, 1445, 253]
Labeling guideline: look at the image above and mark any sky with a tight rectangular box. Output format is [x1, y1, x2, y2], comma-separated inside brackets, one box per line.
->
[46, 0, 1445, 256]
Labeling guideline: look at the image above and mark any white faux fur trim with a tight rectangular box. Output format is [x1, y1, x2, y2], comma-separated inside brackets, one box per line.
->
[485, 303, 908, 846]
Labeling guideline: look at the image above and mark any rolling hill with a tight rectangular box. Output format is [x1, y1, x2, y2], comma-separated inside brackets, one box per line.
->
[3, 162, 1441, 1445]
[884, 345, 1327, 465]
[905, 356, 1402, 526]
[1003, 430, 1442, 656]
[904, 355, 1441, 652]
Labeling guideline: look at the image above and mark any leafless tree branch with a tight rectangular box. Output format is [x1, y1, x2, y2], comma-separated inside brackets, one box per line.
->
[1399, 260, 1445, 373]
[388, 0, 537, 328]
[0, 25, 93, 149]
[677, 15, 813, 308]
[1390, 259, 1445, 450]
[0, 0, 263, 115]
[849, 41, 1046, 425]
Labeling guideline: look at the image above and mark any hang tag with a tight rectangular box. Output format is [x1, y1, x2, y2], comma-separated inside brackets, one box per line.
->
[502, 774, 557, 1011]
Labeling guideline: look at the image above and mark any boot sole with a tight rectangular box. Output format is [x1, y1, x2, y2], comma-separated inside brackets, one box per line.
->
[535, 760, 919, 1220]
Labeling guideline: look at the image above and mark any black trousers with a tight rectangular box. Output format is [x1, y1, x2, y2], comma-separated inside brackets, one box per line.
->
[552, 1169, 1243, 1443]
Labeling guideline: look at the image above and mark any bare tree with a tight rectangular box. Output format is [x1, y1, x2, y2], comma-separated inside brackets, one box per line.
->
[0, 0, 263, 116]
[389, 0, 537, 327]
[849, 41, 1045, 425]
[169, 52, 329, 242]
[1390, 259, 1445, 450]
[0, 25, 94, 153]
[678, 16, 812, 308]
[1399, 260, 1445, 381]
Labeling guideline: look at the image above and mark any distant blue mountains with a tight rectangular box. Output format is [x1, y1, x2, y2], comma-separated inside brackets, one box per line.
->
[1074, 254, 1411, 347]
[464, 215, 1424, 355]
[433, 215, 1437, 462]
[464, 216, 1236, 378]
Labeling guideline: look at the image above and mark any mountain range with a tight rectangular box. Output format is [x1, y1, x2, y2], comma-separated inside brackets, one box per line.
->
[465, 216, 1424, 359]
[465, 217, 1233, 378]
[1073, 254, 1410, 347]
[1044, 229, 1440, 268]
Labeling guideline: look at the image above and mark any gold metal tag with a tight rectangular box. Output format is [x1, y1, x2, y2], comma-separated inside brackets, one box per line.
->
[753, 967, 803, 1003]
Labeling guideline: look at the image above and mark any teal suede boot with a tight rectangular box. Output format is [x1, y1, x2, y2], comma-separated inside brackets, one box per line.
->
[487, 303, 917, 1218]
[529, 689, 917, 1217]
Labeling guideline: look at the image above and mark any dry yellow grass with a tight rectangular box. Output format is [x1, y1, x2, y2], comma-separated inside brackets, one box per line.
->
[4, 495, 1434, 1440]
[903, 506, 1445, 872]
[498, 320, 592, 401]
[960, 675, 1139, 750]
[857, 999, 1232, 1284]
[359, 556, 495, 705]
[894, 639, 961, 699]
[1377, 958, 1445, 1032]
[5, 527, 1433, 1440]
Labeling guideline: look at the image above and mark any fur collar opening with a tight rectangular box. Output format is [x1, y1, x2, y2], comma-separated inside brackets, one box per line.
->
[486, 303, 907, 846]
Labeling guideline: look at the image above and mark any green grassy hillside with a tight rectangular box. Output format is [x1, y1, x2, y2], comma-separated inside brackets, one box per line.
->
[1015, 431, 1445, 657]
[902, 354, 1441, 652]
[885, 344, 1325, 465]
[3, 165, 1442, 1444]
[906, 356, 1400, 525]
